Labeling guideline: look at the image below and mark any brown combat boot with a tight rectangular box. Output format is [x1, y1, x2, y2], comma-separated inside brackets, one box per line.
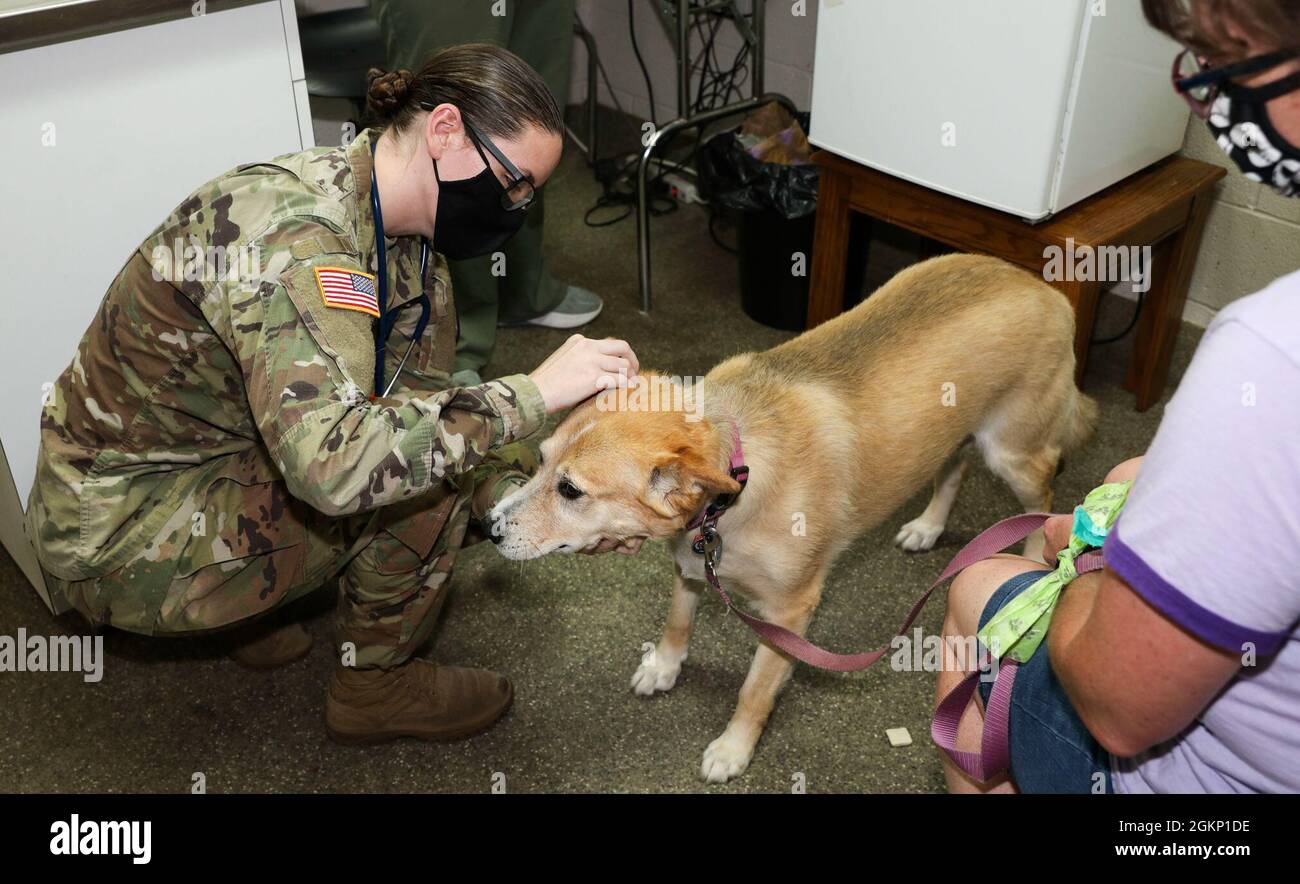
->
[229, 620, 313, 669]
[325, 658, 513, 745]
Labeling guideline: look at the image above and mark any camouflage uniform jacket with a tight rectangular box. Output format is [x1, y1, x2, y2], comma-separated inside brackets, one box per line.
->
[26, 129, 546, 582]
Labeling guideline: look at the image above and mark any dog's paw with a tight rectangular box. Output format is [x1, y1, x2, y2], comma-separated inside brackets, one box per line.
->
[700, 732, 754, 783]
[894, 517, 944, 552]
[630, 652, 684, 696]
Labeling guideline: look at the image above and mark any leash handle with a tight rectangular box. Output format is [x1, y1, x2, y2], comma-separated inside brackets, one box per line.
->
[932, 658, 1018, 782]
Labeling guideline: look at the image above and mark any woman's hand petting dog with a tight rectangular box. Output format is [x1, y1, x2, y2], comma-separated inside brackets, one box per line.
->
[529, 334, 640, 413]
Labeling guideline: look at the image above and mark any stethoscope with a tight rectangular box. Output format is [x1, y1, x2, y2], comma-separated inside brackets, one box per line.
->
[370, 139, 432, 399]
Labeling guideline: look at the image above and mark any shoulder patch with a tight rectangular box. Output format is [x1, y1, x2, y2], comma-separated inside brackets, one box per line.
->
[314, 266, 380, 318]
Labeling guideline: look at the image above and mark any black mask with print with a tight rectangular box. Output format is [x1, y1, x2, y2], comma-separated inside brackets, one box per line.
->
[1205, 85, 1300, 197]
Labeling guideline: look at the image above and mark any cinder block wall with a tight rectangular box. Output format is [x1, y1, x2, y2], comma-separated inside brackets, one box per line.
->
[1177, 116, 1300, 326]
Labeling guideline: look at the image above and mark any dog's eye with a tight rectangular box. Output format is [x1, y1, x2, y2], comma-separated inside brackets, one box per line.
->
[557, 478, 584, 500]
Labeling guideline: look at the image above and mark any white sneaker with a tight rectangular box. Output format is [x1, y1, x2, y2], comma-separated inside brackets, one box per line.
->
[502, 285, 604, 330]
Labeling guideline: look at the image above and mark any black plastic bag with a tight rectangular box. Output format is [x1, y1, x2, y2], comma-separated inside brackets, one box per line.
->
[696, 113, 819, 220]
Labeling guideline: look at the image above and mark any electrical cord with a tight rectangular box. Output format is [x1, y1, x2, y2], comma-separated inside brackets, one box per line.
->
[692, 15, 725, 111]
[583, 136, 691, 228]
[691, 7, 751, 114]
[629, 0, 657, 127]
[585, 2, 753, 230]
[584, 3, 693, 228]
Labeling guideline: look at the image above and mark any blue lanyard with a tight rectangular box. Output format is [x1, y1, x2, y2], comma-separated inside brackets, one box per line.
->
[369, 141, 432, 398]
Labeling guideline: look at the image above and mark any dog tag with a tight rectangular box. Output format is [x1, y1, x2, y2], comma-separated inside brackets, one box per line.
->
[692, 526, 722, 557]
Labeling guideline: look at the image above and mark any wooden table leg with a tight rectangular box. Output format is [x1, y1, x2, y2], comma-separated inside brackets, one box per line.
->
[1060, 278, 1102, 385]
[1124, 190, 1215, 411]
[807, 164, 852, 329]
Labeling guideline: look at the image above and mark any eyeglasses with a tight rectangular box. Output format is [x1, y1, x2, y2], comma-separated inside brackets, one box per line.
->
[464, 119, 536, 211]
[1172, 47, 1300, 118]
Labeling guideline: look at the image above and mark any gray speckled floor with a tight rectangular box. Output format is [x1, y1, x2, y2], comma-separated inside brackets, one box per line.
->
[0, 108, 1199, 793]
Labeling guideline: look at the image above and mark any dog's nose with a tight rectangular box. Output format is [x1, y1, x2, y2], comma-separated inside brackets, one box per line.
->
[489, 529, 503, 545]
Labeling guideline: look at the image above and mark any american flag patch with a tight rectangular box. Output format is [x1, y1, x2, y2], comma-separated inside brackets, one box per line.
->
[313, 266, 380, 317]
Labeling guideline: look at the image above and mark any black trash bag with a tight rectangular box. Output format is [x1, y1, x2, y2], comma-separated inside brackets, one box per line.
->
[696, 112, 819, 220]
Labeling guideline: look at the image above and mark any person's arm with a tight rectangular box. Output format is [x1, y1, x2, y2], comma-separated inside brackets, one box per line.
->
[1045, 313, 1300, 757]
[217, 230, 634, 518]
[1047, 570, 1239, 756]
[1041, 453, 1236, 756]
[249, 267, 546, 517]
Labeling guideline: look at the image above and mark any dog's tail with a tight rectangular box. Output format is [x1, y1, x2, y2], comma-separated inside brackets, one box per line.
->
[1061, 388, 1099, 453]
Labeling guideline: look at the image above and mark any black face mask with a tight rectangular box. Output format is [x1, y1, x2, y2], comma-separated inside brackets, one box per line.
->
[431, 139, 527, 260]
[1206, 84, 1300, 197]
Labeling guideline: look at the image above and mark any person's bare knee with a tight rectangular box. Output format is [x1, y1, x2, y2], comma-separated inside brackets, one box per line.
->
[946, 554, 1046, 639]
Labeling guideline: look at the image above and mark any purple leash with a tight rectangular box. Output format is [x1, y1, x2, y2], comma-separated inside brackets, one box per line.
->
[691, 438, 1104, 780]
[701, 512, 1061, 671]
[690, 423, 1106, 781]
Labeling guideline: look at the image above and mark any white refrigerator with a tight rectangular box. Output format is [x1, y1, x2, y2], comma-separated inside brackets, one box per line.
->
[808, 0, 1190, 220]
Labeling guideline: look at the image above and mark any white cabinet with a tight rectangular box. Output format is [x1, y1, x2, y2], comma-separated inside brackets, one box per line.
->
[0, 0, 313, 604]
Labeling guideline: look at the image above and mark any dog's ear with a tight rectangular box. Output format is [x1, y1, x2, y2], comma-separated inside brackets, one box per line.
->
[644, 444, 742, 520]
[643, 461, 681, 519]
[681, 450, 743, 497]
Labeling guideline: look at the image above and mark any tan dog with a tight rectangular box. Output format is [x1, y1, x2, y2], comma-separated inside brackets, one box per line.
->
[491, 254, 1097, 783]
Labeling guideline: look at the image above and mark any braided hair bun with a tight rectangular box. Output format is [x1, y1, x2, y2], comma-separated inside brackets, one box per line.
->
[365, 67, 415, 118]
[360, 45, 563, 139]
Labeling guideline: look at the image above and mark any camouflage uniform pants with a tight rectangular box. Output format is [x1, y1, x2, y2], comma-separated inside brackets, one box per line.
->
[48, 442, 538, 670]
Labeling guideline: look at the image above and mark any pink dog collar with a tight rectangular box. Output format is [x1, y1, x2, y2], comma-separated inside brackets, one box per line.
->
[686, 419, 749, 540]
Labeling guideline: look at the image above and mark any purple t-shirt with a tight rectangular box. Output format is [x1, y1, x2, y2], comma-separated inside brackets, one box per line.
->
[1103, 269, 1300, 794]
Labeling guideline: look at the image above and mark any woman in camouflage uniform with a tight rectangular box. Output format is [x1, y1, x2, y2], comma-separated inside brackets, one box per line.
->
[26, 45, 640, 744]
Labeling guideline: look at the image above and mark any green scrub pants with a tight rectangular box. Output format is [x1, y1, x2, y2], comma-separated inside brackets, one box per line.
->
[369, 0, 575, 374]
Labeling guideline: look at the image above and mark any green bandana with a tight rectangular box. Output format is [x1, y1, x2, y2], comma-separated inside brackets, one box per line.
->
[977, 481, 1131, 663]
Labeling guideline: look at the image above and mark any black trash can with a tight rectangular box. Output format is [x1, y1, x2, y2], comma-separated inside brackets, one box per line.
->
[698, 117, 870, 332]
[734, 209, 870, 331]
